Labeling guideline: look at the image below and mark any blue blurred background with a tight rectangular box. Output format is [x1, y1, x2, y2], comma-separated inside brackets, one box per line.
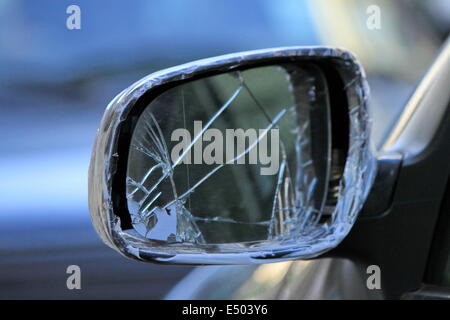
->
[0, 0, 449, 299]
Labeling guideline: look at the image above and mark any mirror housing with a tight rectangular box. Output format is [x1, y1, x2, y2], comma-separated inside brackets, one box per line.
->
[88, 47, 376, 264]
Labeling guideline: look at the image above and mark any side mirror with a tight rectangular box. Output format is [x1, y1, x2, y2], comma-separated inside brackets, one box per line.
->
[88, 47, 376, 264]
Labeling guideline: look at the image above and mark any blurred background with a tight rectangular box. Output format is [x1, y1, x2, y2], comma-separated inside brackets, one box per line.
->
[0, 0, 449, 299]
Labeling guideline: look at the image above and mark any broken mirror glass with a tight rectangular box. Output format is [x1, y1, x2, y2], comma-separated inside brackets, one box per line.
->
[126, 64, 332, 245]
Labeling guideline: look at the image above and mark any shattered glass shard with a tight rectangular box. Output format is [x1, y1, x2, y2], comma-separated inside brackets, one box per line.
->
[126, 64, 332, 245]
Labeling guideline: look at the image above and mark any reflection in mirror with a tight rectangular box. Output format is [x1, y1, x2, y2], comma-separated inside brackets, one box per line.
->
[126, 64, 332, 245]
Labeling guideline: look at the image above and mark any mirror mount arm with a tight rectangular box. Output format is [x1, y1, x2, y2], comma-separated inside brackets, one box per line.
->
[358, 153, 402, 219]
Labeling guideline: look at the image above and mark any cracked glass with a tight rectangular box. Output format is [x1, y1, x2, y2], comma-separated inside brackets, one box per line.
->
[126, 64, 332, 245]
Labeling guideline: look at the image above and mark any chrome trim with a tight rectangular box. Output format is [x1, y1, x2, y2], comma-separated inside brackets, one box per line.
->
[382, 36, 450, 157]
